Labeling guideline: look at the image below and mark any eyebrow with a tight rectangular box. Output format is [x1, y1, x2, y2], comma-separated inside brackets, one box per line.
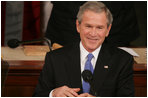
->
[85, 23, 105, 27]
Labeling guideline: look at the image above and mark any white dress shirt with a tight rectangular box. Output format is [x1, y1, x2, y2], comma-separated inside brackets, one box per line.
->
[80, 42, 101, 73]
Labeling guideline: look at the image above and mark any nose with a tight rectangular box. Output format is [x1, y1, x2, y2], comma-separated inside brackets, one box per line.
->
[90, 28, 97, 36]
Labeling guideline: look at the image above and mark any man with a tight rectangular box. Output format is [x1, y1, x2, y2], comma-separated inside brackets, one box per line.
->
[33, 1, 134, 97]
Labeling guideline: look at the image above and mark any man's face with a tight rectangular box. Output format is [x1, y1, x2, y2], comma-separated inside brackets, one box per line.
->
[76, 10, 111, 52]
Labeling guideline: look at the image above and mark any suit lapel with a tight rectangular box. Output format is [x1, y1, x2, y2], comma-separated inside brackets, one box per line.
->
[66, 42, 83, 93]
[93, 43, 112, 95]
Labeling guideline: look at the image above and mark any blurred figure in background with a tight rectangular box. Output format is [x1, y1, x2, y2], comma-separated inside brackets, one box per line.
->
[45, 1, 140, 47]
[1, 1, 40, 46]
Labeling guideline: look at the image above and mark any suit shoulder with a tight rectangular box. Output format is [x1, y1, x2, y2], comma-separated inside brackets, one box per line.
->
[46, 42, 79, 56]
[105, 43, 133, 58]
[116, 47, 133, 58]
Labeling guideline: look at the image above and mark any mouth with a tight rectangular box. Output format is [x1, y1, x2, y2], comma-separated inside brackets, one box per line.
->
[87, 37, 98, 42]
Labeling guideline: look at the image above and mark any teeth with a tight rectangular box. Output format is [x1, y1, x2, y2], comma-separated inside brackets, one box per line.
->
[88, 38, 97, 40]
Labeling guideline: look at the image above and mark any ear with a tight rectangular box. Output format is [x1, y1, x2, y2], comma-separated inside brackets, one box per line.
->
[106, 24, 112, 37]
[76, 20, 80, 33]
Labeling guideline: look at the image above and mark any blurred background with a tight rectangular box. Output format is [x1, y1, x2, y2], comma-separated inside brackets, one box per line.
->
[1, 1, 147, 47]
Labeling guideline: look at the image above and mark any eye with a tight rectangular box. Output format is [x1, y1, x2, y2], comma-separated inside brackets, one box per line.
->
[97, 26, 103, 29]
[85, 25, 92, 28]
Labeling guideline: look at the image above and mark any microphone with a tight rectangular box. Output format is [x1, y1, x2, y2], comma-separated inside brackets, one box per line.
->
[7, 38, 52, 51]
[82, 70, 98, 96]
[82, 70, 93, 83]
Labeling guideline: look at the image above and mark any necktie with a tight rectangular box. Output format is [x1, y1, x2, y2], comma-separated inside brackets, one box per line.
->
[82, 53, 94, 93]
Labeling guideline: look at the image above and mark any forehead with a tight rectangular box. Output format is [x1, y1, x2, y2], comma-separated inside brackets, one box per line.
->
[81, 10, 108, 25]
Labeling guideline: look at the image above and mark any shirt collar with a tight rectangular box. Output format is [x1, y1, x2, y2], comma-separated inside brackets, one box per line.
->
[80, 41, 102, 60]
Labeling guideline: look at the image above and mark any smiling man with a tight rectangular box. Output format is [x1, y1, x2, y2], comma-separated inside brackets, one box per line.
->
[33, 1, 134, 97]
[76, 10, 111, 53]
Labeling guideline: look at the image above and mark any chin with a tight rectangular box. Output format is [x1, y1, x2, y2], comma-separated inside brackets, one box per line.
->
[88, 43, 101, 50]
[86, 46, 97, 52]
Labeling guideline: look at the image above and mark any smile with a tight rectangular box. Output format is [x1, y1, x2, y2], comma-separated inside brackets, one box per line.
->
[87, 37, 98, 40]
[87, 37, 98, 43]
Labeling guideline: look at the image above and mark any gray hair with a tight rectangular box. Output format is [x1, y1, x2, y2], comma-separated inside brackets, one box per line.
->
[77, 1, 113, 27]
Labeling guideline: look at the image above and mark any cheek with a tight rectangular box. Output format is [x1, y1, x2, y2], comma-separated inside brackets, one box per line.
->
[97, 32, 107, 38]
[80, 28, 89, 36]
[98, 29, 109, 38]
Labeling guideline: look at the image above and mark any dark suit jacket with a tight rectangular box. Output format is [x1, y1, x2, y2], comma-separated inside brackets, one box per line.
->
[33, 42, 135, 97]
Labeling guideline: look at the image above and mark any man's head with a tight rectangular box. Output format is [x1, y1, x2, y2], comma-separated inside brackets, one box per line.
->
[76, 1, 113, 52]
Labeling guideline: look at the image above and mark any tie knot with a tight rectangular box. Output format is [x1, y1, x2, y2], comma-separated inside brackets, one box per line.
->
[87, 53, 94, 61]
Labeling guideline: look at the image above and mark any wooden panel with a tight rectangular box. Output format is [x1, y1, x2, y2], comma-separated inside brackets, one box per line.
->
[2, 86, 36, 97]
[135, 87, 147, 97]
[2, 73, 40, 97]
[1, 60, 147, 97]
[5, 75, 39, 86]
